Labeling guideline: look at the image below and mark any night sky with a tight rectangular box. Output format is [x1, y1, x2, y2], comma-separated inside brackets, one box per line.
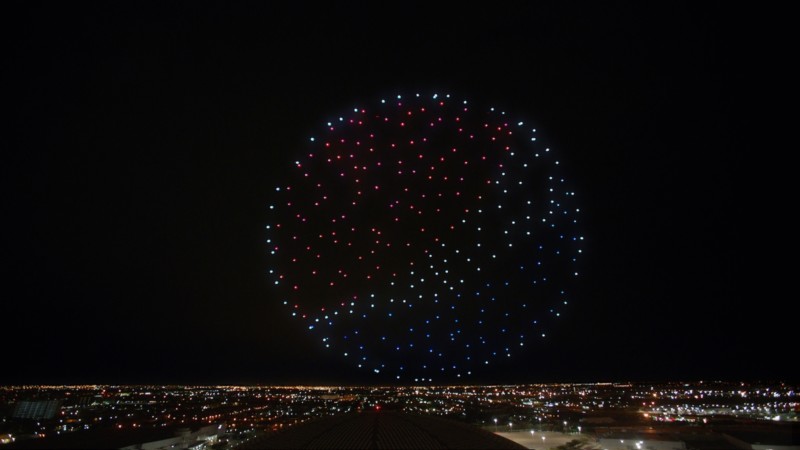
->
[3, 3, 786, 385]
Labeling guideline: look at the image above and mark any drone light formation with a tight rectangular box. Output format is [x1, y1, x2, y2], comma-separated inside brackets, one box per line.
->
[266, 92, 583, 382]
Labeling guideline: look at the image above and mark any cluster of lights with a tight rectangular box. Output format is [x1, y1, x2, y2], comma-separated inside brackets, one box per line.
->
[266, 92, 583, 381]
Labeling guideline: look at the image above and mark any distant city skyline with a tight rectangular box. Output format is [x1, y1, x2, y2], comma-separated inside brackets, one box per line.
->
[1, 381, 796, 449]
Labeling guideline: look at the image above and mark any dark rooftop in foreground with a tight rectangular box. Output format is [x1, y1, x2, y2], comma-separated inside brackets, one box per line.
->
[243, 411, 527, 449]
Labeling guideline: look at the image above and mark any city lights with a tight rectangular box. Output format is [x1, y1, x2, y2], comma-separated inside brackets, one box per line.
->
[0, 381, 795, 448]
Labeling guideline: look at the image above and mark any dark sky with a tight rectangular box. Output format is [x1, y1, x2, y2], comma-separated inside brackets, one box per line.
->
[3, 3, 786, 385]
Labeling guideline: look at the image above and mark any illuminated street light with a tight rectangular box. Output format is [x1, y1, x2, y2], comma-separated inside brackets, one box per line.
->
[494, 418, 498, 432]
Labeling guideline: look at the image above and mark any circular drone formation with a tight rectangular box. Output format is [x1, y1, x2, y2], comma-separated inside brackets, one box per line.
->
[266, 93, 583, 382]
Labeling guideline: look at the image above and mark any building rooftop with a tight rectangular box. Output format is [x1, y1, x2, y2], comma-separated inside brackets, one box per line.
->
[723, 429, 800, 446]
[244, 411, 527, 449]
